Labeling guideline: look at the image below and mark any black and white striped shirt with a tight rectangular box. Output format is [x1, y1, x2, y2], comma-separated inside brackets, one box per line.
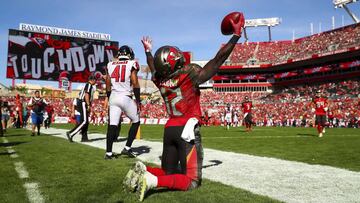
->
[78, 83, 94, 102]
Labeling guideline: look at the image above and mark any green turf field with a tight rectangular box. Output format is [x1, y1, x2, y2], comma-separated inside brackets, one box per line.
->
[53, 124, 360, 171]
[1, 125, 359, 202]
[0, 128, 279, 203]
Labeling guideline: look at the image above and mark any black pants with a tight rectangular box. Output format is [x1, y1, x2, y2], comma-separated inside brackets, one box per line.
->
[315, 115, 327, 126]
[44, 114, 52, 128]
[68, 101, 89, 140]
[244, 113, 253, 125]
[161, 125, 203, 185]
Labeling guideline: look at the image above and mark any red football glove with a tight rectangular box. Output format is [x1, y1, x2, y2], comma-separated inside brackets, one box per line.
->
[230, 15, 244, 36]
[141, 36, 153, 52]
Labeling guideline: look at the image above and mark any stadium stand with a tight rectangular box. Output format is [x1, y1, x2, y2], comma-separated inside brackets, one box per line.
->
[2, 22, 359, 129]
[2, 79, 358, 128]
[230, 23, 360, 65]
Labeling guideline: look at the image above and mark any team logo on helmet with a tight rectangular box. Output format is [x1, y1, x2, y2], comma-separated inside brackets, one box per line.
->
[166, 47, 184, 71]
[154, 46, 185, 78]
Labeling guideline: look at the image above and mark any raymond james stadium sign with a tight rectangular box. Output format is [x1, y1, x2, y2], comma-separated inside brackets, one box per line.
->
[19, 23, 111, 41]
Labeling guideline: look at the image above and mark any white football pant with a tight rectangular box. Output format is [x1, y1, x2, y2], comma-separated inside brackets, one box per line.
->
[109, 93, 139, 126]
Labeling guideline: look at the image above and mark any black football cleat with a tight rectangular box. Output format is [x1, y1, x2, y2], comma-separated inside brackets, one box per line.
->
[121, 148, 137, 158]
[104, 153, 118, 160]
[66, 132, 73, 142]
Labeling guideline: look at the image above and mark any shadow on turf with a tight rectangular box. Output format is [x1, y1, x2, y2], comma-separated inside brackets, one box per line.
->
[296, 133, 317, 137]
[203, 160, 223, 168]
[114, 137, 127, 142]
[0, 141, 28, 148]
[89, 137, 106, 142]
[132, 146, 151, 156]
[145, 188, 173, 199]
[237, 129, 253, 133]
[0, 151, 16, 156]
[49, 133, 62, 136]
[1, 132, 31, 137]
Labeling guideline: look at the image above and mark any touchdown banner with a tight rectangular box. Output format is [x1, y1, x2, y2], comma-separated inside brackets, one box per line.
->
[6, 29, 118, 82]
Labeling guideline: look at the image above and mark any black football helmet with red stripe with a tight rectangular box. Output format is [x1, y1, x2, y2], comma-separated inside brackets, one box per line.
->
[118, 45, 135, 60]
[153, 46, 185, 78]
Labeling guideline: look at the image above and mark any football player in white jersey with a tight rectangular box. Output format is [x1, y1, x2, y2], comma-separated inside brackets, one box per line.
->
[233, 109, 239, 127]
[104, 45, 141, 159]
[224, 103, 232, 130]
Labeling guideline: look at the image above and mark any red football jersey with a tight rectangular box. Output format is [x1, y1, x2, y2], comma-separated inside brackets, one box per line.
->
[313, 97, 327, 115]
[242, 101, 252, 113]
[154, 65, 201, 127]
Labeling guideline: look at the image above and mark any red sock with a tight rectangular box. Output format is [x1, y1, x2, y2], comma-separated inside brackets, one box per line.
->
[157, 174, 192, 191]
[146, 166, 166, 176]
[317, 125, 322, 133]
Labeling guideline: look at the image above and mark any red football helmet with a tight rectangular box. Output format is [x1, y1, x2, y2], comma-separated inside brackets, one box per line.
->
[154, 46, 185, 78]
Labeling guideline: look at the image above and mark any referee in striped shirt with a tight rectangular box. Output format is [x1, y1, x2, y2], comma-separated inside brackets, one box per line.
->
[66, 75, 96, 142]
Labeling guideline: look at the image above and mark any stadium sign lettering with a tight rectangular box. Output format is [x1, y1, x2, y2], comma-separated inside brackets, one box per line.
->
[7, 29, 118, 82]
[8, 45, 114, 79]
[19, 23, 111, 41]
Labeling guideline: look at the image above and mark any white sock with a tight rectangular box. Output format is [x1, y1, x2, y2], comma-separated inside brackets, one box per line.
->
[145, 171, 158, 189]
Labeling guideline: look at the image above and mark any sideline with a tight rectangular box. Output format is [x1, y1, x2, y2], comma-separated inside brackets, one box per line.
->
[42, 128, 360, 203]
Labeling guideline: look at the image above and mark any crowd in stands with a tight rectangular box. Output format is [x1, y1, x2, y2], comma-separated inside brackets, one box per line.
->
[1, 79, 359, 128]
[231, 42, 257, 64]
[204, 79, 360, 128]
[230, 23, 360, 64]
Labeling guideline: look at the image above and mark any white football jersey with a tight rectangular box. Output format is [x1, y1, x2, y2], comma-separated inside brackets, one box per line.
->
[106, 59, 139, 95]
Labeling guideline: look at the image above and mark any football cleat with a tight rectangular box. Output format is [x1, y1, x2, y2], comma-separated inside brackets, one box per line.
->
[121, 148, 137, 158]
[123, 161, 146, 192]
[137, 175, 149, 202]
[104, 153, 118, 160]
[319, 133, 323, 137]
[66, 131, 73, 142]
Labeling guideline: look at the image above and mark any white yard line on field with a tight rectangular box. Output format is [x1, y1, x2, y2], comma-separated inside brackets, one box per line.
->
[24, 183, 45, 203]
[14, 161, 29, 179]
[43, 127, 360, 203]
[2, 137, 45, 203]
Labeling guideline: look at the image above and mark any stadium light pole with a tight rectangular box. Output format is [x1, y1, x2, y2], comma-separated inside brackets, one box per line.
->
[244, 17, 281, 42]
[268, 26, 272, 41]
[243, 28, 248, 42]
[333, 0, 360, 23]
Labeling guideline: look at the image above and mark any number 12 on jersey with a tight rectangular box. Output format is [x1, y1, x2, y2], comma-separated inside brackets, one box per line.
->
[110, 65, 126, 82]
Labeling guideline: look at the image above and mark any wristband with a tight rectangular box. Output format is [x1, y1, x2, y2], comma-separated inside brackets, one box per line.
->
[133, 87, 141, 104]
